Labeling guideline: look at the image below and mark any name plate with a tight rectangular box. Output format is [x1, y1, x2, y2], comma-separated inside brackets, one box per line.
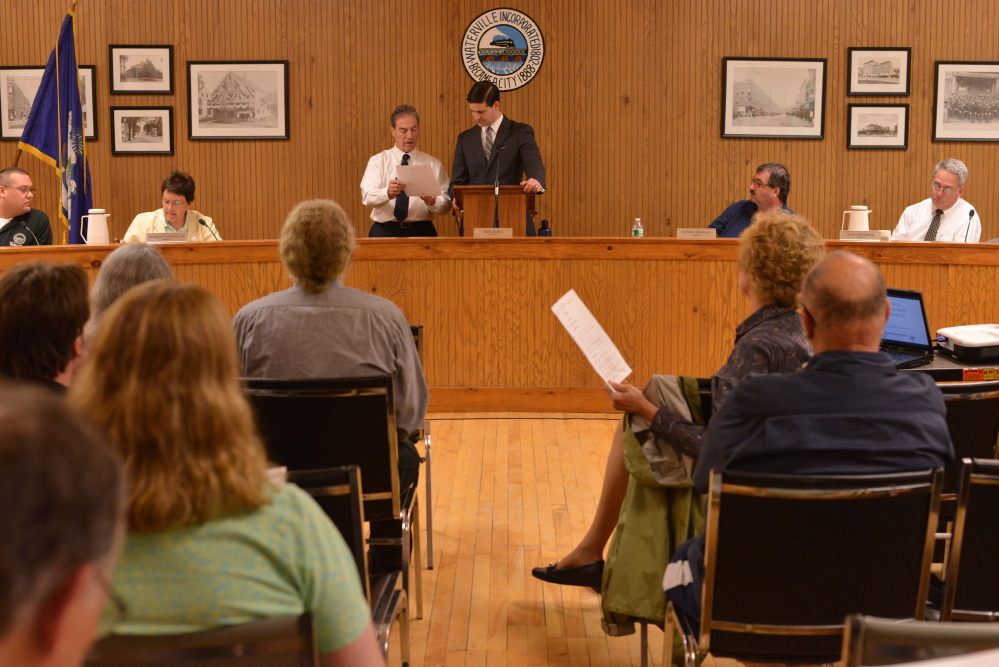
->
[473, 227, 514, 239]
[676, 228, 717, 239]
[146, 232, 190, 243]
[839, 230, 890, 242]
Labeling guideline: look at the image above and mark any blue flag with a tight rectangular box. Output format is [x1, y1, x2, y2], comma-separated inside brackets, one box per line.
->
[18, 8, 92, 245]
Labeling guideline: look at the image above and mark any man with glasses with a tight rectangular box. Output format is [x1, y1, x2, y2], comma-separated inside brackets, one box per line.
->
[891, 159, 981, 243]
[123, 171, 220, 243]
[0, 167, 51, 246]
[708, 162, 793, 238]
[0, 383, 126, 666]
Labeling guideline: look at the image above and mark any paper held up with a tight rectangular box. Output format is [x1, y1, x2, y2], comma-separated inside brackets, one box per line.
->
[551, 289, 632, 384]
[395, 164, 443, 198]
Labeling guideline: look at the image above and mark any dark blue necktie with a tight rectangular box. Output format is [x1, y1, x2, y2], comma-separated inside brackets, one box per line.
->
[394, 153, 410, 222]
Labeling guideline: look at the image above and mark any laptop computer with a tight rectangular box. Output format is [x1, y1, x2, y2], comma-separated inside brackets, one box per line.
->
[881, 288, 934, 369]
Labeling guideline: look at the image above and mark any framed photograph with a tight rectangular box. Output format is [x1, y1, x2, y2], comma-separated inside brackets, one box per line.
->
[722, 58, 826, 139]
[78, 65, 97, 139]
[934, 61, 999, 142]
[1, 66, 45, 139]
[2, 66, 96, 140]
[109, 45, 173, 94]
[187, 60, 289, 140]
[847, 48, 911, 96]
[847, 104, 909, 149]
[111, 106, 173, 155]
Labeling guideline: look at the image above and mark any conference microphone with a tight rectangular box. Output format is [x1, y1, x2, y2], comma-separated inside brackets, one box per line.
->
[199, 218, 221, 241]
[19, 220, 41, 245]
[965, 209, 976, 243]
[493, 177, 501, 229]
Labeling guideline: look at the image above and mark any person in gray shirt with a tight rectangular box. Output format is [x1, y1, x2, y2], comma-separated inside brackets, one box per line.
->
[233, 198, 428, 571]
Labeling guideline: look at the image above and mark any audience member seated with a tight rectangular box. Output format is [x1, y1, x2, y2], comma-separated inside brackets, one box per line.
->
[664, 250, 955, 639]
[0, 262, 90, 392]
[68, 281, 384, 667]
[0, 383, 126, 667]
[233, 199, 428, 573]
[532, 212, 826, 610]
[88, 243, 174, 334]
[122, 171, 221, 243]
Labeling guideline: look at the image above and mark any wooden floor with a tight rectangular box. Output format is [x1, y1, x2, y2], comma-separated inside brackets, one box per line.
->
[390, 413, 742, 667]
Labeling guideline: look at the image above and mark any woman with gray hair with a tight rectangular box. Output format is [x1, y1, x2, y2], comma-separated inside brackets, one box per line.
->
[89, 243, 174, 331]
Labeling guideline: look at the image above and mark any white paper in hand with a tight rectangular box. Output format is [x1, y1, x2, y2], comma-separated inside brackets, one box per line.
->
[395, 164, 443, 198]
[551, 289, 632, 384]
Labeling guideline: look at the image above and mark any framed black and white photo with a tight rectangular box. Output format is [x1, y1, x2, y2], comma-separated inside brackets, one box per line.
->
[79, 65, 97, 139]
[111, 106, 173, 155]
[722, 58, 826, 139]
[187, 61, 289, 140]
[847, 104, 908, 149]
[847, 48, 911, 96]
[934, 61, 999, 142]
[109, 45, 173, 94]
[0, 66, 44, 139]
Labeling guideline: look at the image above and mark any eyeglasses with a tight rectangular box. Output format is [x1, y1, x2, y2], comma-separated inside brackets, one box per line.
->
[95, 568, 129, 628]
[161, 199, 188, 209]
[751, 178, 772, 188]
[2, 186, 37, 195]
[931, 182, 956, 195]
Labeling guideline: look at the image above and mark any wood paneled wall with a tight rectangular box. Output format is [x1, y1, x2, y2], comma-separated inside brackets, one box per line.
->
[2, 1, 999, 242]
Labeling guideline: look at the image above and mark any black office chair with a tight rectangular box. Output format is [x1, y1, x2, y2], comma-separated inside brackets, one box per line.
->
[288, 466, 409, 665]
[670, 468, 943, 666]
[942, 458, 999, 622]
[88, 613, 317, 666]
[842, 614, 999, 665]
[243, 375, 423, 619]
[937, 382, 999, 500]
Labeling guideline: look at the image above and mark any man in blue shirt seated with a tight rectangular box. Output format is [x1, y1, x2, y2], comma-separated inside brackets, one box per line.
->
[708, 162, 794, 238]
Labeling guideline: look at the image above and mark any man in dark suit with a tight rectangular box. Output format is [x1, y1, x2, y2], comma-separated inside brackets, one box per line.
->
[449, 81, 546, 234]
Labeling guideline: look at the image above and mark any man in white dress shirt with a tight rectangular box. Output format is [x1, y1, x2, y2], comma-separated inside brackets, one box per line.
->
[891, 159, 982, 243]
[360, 105, 451, 237]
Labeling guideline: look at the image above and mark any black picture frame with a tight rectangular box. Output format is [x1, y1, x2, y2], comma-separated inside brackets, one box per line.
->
[933, 61, 999, 142]
[109, 45, 174, 94]
[110, 106, 174, 155]
[847, 103, 909, 149]
[187, 60, 289, 140]
[721, 57, 827, 139]
[847, 48, 911, 96]
[79, 65, 97, 139]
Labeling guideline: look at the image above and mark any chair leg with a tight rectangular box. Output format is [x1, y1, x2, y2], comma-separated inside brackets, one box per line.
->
[424, 420, 434, 570]
[667, 603, 698, 667]
[640, 622, 648, 667]
[399, 589, 410, 667]
[412, 495, 424, 619]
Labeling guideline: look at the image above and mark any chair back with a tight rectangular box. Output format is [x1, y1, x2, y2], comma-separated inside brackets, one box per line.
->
[410, 325, 424, 366]
[701, 469, 942, 664]
[287, 466, 370, 602]
[87, 613, 317, 666]
[944, 458, 999, 621]
[842, 614, 999, 666]
[938, 382, 999, 496]
[243, 376, 400, 520]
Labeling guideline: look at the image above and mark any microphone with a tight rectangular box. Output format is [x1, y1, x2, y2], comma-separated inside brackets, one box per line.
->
[965, 209, 976, 243]
[199, 218, 221, 241]
[19, 220, 41, 245]
[493, 177, 500, 229]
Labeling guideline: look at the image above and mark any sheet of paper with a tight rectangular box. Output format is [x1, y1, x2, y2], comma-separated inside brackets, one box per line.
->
[551, 289, 632, 384]
[395, 164, 443, 198]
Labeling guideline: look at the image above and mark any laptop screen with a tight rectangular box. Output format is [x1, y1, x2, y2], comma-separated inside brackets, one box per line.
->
[883, 288, 932, 350]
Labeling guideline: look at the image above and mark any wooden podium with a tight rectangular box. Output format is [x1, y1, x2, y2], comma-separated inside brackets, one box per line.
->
[453, 185, 536, 237]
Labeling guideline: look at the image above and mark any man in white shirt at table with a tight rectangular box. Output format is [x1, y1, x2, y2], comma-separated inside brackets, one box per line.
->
[360, 105, 451, 237]
[891, 159, 982, 243]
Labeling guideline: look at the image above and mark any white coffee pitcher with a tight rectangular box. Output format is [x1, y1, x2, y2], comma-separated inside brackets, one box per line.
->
[80, 209, 110, 244]
[842, 206, 872, 231]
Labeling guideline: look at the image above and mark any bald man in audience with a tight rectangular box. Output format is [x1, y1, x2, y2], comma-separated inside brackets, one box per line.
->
[663, 250, 954, 640]
[0, 384, 126, 667]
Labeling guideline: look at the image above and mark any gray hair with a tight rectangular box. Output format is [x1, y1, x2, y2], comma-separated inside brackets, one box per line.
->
[91, 243, 174, 320]
[757, 162, 791, 205]
[934, 158, 968, 187]
[391, 105, 419, 127]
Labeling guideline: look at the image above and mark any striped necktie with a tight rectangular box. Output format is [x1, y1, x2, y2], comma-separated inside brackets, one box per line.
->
[924, 208, 944, 241]
[483, 126, 494, 161]
[393, 153, 410, 222]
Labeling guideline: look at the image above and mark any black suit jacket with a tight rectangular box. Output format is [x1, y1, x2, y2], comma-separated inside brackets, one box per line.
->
[448, 116, 546, 199]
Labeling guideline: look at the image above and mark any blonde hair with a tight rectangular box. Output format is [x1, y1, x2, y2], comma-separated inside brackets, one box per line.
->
[280, 199, 354, 293]
[740, 211, 826, 309]
[68, 280, 269, 533]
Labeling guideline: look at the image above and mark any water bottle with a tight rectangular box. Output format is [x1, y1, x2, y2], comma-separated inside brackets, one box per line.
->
[631, 218, 644, 237]
[538, 219, 552, 236]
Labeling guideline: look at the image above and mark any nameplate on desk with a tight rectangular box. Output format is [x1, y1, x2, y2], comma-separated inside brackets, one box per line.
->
[473, 227, 514, 239]
[676, 228, 717, 239]
[146, 232, 189, 243]
[839, 230, 890, 242]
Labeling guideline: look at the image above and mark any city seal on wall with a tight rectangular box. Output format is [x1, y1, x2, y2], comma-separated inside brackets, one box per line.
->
[461, 8, 544, 91]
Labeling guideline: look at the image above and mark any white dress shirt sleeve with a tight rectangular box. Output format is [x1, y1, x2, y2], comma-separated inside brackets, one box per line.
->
[360, 154, 390, 209]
